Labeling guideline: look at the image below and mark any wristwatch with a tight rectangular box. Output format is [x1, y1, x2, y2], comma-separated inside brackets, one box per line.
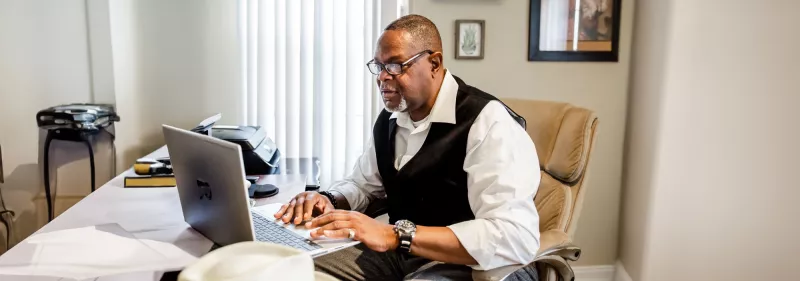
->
[394, 220, 416, 253]
[318, 191, 337, 209]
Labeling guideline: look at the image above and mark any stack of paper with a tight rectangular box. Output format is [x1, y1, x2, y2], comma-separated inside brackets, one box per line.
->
[0, 223, 209, 280]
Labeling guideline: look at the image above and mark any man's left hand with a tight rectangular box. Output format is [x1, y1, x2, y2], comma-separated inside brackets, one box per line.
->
[306, 210, 399, 252]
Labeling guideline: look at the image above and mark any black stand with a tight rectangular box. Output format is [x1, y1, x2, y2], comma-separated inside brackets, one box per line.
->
[42, 129, 101, 222]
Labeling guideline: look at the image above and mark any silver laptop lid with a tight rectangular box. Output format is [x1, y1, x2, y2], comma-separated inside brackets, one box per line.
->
[162, 124, 255, 246]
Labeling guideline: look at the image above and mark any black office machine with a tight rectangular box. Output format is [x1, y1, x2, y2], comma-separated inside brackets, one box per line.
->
[192, 114, 280, 175]
[36, 104, 120, 131]
[36, 103, 120, 221]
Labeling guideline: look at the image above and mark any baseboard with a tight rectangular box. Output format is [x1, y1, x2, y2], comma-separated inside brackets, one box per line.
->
[574, 265, 614, 281]
[573, 260, 631, 281]
[613, 260, 632, 281]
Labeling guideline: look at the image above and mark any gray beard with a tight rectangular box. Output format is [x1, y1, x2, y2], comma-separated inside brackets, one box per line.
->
[385, 95, 408, 113]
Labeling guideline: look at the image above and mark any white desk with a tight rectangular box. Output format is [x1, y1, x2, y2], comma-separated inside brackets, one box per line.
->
[0, 147, 308, 281]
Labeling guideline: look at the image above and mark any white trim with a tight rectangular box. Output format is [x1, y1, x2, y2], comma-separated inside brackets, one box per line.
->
[572, 260, 632, 281]
[574, 265, 614, 281]
[613, 260, 633, 281]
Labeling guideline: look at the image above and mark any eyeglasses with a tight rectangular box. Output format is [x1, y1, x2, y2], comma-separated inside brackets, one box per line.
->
[366, 50, 433, 76]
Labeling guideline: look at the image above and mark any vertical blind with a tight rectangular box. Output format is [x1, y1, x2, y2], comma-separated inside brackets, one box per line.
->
[238, 0, 385, 188]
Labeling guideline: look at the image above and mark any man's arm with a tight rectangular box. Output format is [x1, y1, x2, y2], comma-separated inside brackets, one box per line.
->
[412, 101, 541, 269]
[407, 226, 477, 265]
[327, 136, 385, 212]
[448, 101, 541, 269]
[276, 136, 384, 223]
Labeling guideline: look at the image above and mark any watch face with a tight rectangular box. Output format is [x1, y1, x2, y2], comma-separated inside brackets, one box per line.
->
[396, 220, 415, 232]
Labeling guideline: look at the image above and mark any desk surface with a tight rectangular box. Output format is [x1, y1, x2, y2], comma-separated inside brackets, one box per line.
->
[0, 147, 309, 281]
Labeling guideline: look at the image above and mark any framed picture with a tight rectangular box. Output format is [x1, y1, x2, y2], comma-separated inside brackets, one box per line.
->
[455, 20, 485, 60]
[528, 0, 622, 62]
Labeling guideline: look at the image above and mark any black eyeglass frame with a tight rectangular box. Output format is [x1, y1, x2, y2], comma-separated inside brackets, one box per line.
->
[366, 50, 434, 76]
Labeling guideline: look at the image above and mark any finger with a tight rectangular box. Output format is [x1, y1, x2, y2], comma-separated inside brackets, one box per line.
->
[273, 204, 289, 219]
[282, 199, 296, 223]
[293, 196, 306, 224]
[307, 211, 353, 228]
[319, 199, 334, 214]
[311, 229, 353, 240]
[310, 220, 354, 238]
[302, 193, 318, 221]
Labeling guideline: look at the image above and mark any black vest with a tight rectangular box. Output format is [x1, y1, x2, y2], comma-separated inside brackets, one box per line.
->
[373, 75, 522, 226]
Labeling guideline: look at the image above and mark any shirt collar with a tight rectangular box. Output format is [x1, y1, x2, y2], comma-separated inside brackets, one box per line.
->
[389, 69, 458, 125]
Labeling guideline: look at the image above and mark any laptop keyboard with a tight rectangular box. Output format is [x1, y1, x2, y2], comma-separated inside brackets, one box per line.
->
[252, 212, 323, 251]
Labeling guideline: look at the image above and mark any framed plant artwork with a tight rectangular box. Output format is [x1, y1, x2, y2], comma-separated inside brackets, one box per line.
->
[455, 20, 485, 60]
[528, 0, 622, 62]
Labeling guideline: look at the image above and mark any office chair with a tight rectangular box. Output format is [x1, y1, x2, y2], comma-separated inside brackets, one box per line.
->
[363, 99, 598, 281]
[473, 99, 599, 281]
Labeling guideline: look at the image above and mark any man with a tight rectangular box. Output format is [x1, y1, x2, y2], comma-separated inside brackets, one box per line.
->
[274, 14, 541, 281]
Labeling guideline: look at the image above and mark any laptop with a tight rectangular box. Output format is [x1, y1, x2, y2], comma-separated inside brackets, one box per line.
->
[162, 124, 358, 257]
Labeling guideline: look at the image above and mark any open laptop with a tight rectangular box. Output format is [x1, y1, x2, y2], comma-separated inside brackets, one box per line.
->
[162, 124, 358, 257]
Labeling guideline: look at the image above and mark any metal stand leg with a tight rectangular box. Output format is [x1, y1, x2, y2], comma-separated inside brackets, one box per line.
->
[43, 131, 54, 222]
[83, 138, 96, 192]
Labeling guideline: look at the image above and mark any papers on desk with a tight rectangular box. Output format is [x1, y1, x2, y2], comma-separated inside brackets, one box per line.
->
[0, 223, 211, 280]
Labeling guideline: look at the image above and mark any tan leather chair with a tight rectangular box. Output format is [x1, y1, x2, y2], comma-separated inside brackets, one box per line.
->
[474, 99, 599, 281]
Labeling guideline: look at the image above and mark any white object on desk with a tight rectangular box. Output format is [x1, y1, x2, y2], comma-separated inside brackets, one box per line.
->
[178, 241, 337, 281]
[0, 223, 203, 280]
[0, 146, 323, 281]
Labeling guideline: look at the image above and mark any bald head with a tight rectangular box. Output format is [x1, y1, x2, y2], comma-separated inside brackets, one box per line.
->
[384, 14, 443, 53]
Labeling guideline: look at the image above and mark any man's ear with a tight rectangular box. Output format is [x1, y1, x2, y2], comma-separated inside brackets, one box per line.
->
[429, 52, 443, 76]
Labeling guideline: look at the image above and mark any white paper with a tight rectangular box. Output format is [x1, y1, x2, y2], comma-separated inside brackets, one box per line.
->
[0, 223, 210, 280]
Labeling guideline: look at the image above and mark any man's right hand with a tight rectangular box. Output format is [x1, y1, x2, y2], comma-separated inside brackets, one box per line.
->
[273, 192, 335, 225]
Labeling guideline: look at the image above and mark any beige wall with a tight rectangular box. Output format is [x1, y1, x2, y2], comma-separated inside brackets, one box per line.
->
[0, 0, 110, 251]
[618, 0, 669, 278]
[411, 0, 634, 266]
[621, 0, 800, 280]
[108, 0, 245, 173]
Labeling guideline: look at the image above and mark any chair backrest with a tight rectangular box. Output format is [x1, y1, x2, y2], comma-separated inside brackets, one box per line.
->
[501, 99, 598, 237]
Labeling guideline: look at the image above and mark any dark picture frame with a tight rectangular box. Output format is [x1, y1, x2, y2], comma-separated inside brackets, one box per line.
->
[528, 0, 622, 62]
[455, 20, 485, 60]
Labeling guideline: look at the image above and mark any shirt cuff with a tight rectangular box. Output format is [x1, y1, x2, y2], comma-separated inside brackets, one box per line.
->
[447, 219, 502, 270]
[327, 185, 365, 212]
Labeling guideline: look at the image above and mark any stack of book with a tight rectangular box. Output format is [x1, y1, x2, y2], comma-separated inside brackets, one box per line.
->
[124, 160, 176, 188]
[124, 174, 176, 188]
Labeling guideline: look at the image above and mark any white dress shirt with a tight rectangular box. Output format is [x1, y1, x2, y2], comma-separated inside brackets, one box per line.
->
[328, 70, 541, 270]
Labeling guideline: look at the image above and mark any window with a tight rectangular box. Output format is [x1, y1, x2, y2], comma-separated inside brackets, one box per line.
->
[237, 0, 406, 187]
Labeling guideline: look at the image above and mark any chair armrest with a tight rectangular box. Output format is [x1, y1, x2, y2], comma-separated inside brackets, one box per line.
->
[472, 230, 581, 281]
[536, 230, 581, 261]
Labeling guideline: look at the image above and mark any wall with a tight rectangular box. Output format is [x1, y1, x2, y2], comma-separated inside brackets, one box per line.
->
[620, 0, 800, 280]
[411, 0, 634, 266]
[0, 0, 107, 249]
[617, 0, 670, 278]
[108, 0, 245, 173]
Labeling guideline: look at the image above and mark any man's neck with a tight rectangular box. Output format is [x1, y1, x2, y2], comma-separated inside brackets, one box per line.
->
[409, 73, 446, 122]
[409, 103, 433, 122]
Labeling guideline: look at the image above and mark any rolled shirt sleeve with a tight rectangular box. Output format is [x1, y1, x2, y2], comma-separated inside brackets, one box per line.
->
[447, 101, 542, 270]
[327, 136, 385, 213]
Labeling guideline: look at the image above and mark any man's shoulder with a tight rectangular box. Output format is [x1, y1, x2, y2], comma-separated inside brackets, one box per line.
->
[452, 75, 500, 103]
[451, 75, 525, 129]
